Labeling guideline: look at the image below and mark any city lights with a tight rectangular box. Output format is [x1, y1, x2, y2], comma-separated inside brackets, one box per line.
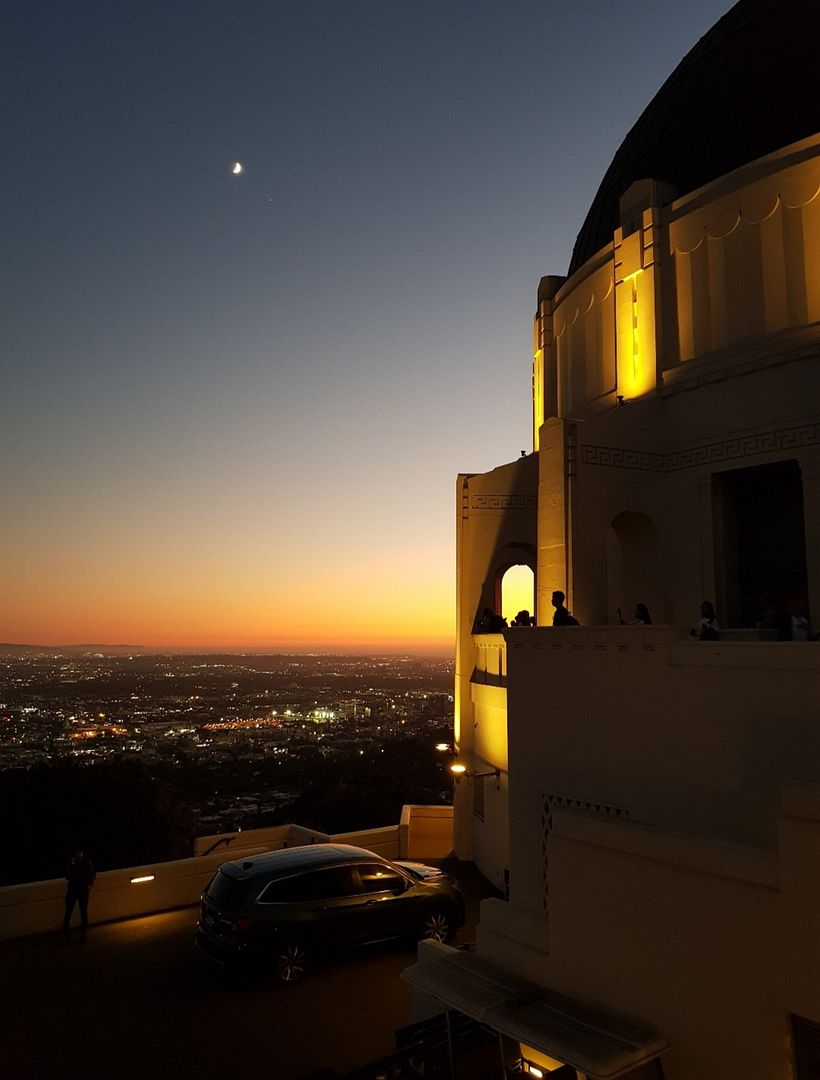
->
[0, 652, 455, 835]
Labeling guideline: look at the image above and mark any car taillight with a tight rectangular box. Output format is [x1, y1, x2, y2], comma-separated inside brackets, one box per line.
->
[232, 917, 254, 934]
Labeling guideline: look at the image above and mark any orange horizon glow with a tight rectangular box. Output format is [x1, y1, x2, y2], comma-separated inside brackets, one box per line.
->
[0, 549, 456, 655]
[1, 637, 456, 656]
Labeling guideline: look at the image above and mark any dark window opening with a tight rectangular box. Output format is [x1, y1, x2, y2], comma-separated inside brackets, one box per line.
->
[713, 460, 809, 634]
[793, 1014, 820, 1078]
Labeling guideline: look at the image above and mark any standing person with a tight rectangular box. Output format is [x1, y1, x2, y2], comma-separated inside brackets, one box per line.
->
[551, 590, 579, 626]
[63, 847, 96, 943]
[691, 601, 720, 640]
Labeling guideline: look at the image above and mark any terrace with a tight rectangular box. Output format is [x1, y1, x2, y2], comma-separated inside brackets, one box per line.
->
[4, 860, 496, 1080]
[2, 807, 504, 1079]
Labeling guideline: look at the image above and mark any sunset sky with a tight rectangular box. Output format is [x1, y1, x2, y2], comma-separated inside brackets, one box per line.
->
[3, 0, 732, 653]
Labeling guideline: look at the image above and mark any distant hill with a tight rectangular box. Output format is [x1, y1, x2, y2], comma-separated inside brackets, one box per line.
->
[0, 643, 148, 658]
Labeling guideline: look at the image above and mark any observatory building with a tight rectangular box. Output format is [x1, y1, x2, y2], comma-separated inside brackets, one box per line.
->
[406, 1, 820, 1076]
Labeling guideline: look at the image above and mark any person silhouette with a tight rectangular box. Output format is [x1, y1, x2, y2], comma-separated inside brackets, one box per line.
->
[63, 847, 96, 943]
[620, 603, 652, 625]
[691, 601, 720, 640]
[551, 590, 579, 626]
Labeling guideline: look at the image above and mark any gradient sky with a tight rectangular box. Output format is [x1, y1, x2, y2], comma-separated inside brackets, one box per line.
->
[3, 0, 733, 652]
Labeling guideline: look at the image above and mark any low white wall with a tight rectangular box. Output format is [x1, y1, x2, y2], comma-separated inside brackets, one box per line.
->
[401, 804, 455, 859]
[194, 823, 326, 856]
[1, 806, 454, 942]
[0, 845, 269, 942]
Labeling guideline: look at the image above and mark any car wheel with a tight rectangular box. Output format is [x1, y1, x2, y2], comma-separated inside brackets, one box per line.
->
[421, 908, 451, 943]
[275, 941, 308, 984]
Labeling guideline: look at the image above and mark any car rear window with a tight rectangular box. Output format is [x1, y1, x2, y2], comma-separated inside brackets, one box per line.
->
[206, 870, 253, 908]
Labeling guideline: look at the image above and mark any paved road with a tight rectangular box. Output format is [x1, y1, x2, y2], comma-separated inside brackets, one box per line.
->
[4, 862, 494, 1080]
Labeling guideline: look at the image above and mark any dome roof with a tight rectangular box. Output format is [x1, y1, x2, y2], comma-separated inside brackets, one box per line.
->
[568, 0, 820, 276]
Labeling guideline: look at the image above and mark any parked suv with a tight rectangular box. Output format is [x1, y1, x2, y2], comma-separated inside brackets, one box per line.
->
[196, 843, 465, 982]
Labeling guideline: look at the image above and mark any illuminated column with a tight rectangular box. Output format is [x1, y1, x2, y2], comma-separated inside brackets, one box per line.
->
[536, 417, 568, 625]
[614, 180, 676, 400]
[532, 275, 565, 451]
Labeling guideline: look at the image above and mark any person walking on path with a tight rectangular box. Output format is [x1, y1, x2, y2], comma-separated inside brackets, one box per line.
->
[63, 847, 96, 943]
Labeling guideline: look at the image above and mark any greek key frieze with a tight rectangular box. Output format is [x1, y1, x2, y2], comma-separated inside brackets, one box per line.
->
[470, 495, 537, 510]
[581, 446, 664, 472]
[581, 422, 819, 473]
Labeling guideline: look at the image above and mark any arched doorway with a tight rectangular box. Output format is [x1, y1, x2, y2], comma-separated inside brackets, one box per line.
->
[500, 564, 535, 626]
[607, 512, 660, 623]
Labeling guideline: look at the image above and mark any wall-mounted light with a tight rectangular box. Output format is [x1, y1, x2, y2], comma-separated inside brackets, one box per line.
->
[130, 875, 155, 885]
[449, 763, 501, 788]
[434, 742, 452, 752]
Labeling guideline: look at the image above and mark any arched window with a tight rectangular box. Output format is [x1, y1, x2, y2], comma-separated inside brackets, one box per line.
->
[607, 512, 660, 624]
[500, 564, 535, 626]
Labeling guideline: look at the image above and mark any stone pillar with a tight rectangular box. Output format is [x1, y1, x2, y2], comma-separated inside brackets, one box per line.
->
[536, 417, 568, 623]
[533, 275, 565, 451]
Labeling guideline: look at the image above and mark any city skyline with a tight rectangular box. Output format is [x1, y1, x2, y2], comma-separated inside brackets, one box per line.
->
[3, 1, 732, 651]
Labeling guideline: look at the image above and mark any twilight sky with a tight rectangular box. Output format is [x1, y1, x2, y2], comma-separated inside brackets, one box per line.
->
[3, 0, 732, 652]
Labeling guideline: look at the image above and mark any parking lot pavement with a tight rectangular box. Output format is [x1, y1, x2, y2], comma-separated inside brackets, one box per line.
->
[3, 861, 497, 1080]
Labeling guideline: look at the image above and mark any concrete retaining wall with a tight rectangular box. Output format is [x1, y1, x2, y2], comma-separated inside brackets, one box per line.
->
[0, 806, 454, 942]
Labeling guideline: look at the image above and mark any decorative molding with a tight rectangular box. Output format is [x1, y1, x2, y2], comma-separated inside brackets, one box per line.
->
[470, 494, 537, 510]
[540, 793, 630, 914]
[581, 446, 665, 472]
[581, 421, 820, 474]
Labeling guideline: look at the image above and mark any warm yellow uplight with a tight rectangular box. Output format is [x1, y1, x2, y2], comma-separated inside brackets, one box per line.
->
[520, 1045, 566, 1073]
[616, 261, 655, 400]
[130, 875, 155, 884]
[449, 763, 467, 775]
[435, 742, 451, 752]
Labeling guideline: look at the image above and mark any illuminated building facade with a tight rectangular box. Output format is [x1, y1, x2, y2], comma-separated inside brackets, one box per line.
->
[409, 2, 820, 1077]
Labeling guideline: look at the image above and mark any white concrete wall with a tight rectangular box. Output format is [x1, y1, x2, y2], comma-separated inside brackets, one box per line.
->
[505, 627, 820, 915]
[478, 810, 788, 1080]
[400, 804, 455, 860]
[472, 626, 820, 1078]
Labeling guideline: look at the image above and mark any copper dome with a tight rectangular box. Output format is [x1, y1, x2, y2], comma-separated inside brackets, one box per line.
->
[568, 0, 820, 275]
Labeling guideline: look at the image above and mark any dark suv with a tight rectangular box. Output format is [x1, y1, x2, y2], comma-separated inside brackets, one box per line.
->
[196, 843, 465, 982]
